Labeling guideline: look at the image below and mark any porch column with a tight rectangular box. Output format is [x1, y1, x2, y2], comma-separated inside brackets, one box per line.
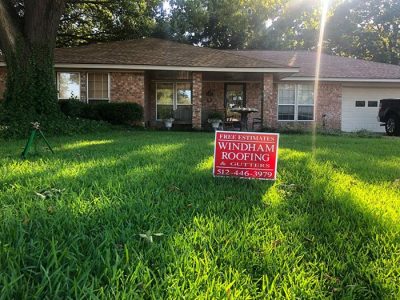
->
[192, 72, 203, 129]
[262, 73, 276, 129]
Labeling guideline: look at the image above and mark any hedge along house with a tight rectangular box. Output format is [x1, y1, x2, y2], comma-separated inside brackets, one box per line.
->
[1, 38, 400, 132]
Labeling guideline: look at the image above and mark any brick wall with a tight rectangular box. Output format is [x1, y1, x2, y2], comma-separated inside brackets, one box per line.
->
[192, 72, 202, 129]
[245, 82, 262, 129]
[315, 82, 342, 130]
[202, 82, 225, 123]
[110, 72, 145, 106]
[0, 67, 6, 100]
[263, 74, 275, 128]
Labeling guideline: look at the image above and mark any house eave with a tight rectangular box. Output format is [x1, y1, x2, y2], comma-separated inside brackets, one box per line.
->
[55, 63, 299, 73]
[0, 62, 298, 73]
[280, 76, 400, 83]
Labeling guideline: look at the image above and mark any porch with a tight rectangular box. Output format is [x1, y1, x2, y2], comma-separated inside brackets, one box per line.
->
[144, 70, 275, 130]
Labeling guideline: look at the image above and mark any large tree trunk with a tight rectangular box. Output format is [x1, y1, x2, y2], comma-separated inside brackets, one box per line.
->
[0, 0, 66, 136]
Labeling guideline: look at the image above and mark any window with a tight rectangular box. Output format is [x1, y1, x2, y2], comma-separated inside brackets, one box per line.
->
[278, 84, 314, 121]
[57, 72, 80, 99]
[88, 73, 109, 101]
[176, 83, 192, 105]
[156, 82, 192, 121]
[156, 83, 174, 119]
[368, 101, 378, 107]
[355, 101, 365, 107]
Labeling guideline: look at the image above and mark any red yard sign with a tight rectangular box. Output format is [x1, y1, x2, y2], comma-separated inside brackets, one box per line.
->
[213, 131, 279, 180]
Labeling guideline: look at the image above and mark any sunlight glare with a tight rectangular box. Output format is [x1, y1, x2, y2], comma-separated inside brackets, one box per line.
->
[312, 0, 331, 156]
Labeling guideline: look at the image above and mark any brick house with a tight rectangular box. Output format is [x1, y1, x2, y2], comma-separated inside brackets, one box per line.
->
[1, 38, 400, 132]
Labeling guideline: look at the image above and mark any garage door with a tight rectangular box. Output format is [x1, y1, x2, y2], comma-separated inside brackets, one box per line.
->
[342, 87, 400, 132]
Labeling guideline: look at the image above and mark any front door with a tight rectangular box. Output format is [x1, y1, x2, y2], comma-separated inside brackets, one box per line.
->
[224, 83, 246, 126]
[156, 82, 192, 123]
[225, 83, 246, 109]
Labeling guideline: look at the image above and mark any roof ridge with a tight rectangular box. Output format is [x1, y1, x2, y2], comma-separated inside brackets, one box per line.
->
[222, 49, 292, 69]
[231, 49, 400, 68]
[141, 38, 295, 69]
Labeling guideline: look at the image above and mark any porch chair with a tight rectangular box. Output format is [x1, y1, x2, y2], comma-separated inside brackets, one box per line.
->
[223, 108, 241, 131]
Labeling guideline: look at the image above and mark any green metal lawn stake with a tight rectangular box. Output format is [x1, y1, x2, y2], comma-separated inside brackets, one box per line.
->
[21, 122, 54, 159]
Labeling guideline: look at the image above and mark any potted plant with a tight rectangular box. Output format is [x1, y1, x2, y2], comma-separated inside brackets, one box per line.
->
[208, 111, 223, 130]
[159, 109, 175, 130]
[163, 117, 174, 130]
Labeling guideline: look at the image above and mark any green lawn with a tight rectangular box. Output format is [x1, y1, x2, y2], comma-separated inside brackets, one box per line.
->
[1, 130, 399, 299]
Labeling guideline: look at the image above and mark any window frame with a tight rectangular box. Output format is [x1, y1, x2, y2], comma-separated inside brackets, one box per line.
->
[87, 72, 111, 102]
[155, 81, 192, 121]
[57, 71, 81, 100]
[277, 83, 314, 121]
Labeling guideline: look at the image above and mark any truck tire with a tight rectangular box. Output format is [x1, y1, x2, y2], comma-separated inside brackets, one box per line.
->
[385, 114, 400, 136]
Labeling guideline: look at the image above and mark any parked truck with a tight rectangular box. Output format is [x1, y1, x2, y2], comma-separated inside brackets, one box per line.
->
[378, 99, 400, 136]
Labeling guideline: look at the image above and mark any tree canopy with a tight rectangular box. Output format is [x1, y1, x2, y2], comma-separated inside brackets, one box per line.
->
[58, 0, 162, 47]
[326, 0, 400, 64]
[55, 0, 399, 64]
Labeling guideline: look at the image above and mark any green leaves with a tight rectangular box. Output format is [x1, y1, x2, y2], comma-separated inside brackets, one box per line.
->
[57, 0, 162, 47]
[326, 0, 400, 64]
[168, 0, 287, 49]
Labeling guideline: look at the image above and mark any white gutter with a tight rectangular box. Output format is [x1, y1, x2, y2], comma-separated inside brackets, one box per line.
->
[280, 76, 400, 83]
[0, 61, 298, 73]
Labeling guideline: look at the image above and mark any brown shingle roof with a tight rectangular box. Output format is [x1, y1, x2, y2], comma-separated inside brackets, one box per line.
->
[2, 39, 400, 80]
[230, 50, 400, 79]
[52, 38, 290, 69]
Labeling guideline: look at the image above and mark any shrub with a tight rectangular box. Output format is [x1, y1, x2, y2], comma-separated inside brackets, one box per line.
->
[58, 100, 143, 125]
[0, 99, 116, 139]
[59, 117, 112, 135]
[59, 99, 86, 118]
[94, 102, 143, 125]
[80, 104, 102, 121]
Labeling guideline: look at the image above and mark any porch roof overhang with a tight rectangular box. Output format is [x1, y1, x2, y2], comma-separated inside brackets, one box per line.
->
[280, 76, 400, 83]
[46, 63, 300, 74]
[0, 61, 298, 74]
